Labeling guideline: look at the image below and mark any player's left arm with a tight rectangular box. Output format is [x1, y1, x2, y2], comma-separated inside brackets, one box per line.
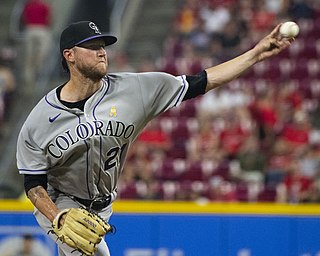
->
[204, 23, 292, 92]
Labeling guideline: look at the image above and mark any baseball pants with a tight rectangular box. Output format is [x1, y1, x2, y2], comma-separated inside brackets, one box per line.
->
[34, 193, 113, 256]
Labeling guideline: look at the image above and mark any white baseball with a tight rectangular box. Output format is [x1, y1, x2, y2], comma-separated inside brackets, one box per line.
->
[279, 21, 300, 38]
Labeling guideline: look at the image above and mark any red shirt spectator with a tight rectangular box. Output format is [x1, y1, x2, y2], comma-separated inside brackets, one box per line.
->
[280, 124, 309, 145]
[137, 120, 171, 154]
[279, 111, 311, 149]
[220, 119, 249, 157]
[282, 162, 314, 203]
[22, 0, 51, 26]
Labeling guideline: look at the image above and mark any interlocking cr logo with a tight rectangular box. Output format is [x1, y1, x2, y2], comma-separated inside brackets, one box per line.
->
[89, 22, 101, 34]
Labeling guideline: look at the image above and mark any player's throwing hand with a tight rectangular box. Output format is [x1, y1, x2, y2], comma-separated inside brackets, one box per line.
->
[253, 23, 294, 62]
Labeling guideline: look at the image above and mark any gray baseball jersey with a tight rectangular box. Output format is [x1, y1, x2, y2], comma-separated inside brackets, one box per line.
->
[17, 72, 189, 201]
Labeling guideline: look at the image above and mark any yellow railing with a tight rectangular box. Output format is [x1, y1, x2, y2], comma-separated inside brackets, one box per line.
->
[1, 199, 320, 216]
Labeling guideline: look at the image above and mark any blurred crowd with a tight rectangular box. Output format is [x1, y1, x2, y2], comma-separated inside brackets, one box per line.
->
[109, 0, 320, 203]
[0, 45, 16, 137]
[1, 0, 319, 203]
[0, 0, 52, 139]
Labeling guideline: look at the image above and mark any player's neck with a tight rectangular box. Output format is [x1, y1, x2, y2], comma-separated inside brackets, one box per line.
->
[61, 77, 102, 102]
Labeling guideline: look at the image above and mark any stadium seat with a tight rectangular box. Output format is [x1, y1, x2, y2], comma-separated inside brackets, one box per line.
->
[155, 158, 179, 180]
[290, 59, 309, 80]
[235, 183, 249, 202]
[257, 186, 277, 202]
[307, 59, 320, 78]
[118, 182, 138, 199]
[179, 161, 204, 181]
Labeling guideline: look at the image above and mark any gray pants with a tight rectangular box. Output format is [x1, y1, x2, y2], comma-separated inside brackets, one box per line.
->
[34, 194, 113, 256]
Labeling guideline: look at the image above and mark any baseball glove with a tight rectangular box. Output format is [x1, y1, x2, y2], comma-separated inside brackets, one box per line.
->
[52, 208, 113, 255]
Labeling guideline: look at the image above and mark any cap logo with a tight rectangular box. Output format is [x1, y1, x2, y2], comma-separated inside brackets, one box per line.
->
[89, 22, 101, 34]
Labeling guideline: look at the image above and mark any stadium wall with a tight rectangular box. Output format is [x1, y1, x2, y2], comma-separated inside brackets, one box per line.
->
[0, 200, 319, 256]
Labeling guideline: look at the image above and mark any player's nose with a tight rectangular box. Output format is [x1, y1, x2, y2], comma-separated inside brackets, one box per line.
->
[97, 47, 107, 56]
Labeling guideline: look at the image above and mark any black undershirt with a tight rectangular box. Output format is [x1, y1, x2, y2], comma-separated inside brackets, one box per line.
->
[56, 85, 90, 111]
[23, 70, 208, 193]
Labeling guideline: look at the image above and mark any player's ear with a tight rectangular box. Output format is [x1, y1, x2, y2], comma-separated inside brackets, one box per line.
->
[63, 49, 75, 63]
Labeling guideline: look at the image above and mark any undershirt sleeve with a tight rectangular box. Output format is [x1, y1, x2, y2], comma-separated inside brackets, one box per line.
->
[24, 174, 48, 194]
[183, 70, 207, 101]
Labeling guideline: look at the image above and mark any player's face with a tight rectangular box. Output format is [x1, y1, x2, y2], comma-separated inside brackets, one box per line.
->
[73, 39, 108, 81]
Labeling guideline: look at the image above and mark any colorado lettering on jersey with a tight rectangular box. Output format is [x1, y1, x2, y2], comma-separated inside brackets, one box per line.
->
[48, 119, 135, 158]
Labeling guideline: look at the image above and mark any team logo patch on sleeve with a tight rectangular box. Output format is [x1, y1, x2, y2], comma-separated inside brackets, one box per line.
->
[109, 106, 117, 117]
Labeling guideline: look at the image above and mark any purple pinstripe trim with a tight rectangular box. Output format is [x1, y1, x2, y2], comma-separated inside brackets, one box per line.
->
[174, 75, 188, 106]
[98, 136, 103, 185]
[92, 77, 110, 120]
[75, 114, 92, 198]
[92, 77, 110, 188]
[45, 94, 65, 110]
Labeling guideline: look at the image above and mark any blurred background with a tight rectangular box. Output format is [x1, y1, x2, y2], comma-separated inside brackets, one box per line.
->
[0, 0, 320, 204]
[0, 0, 320, 203]
[0, 0, 320, 255]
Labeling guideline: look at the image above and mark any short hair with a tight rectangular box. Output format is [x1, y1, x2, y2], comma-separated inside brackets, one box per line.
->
[61, 57, 70, 73]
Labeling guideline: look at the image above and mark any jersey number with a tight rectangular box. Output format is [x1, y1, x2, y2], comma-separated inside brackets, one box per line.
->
[104, 144, 127, 170]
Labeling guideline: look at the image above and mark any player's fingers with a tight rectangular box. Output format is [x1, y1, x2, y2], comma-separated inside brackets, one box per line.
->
[269, 24, 282, 38]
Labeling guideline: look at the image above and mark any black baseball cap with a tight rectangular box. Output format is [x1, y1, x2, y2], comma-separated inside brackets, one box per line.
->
[60, 21, 117, 55]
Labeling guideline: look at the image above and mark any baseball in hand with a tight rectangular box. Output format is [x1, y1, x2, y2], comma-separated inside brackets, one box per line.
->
[279, 21, 299, 38]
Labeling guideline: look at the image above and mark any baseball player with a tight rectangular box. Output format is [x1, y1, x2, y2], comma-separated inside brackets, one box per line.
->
[16, 21, 292, 255]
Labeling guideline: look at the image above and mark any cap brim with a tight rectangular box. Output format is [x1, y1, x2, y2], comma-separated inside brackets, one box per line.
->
[76, 34, 117, 46]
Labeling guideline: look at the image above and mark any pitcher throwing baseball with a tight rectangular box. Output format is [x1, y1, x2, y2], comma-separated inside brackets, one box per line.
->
[16, 20, 294, 255]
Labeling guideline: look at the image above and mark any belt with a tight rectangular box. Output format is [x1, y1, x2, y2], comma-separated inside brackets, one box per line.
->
[73, 196, 111, 211]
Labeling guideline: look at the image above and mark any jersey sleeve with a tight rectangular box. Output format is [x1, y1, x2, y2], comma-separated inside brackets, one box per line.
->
[137, 72, 189, 119]
[16, 124, 48, 175]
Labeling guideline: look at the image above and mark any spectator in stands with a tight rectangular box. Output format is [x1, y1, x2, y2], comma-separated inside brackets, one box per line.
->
[264, 0, 289, 17]
[219, 112, 250, 159]
[205, 177, 238, 202]
[208, 37, 227, 64]
[197, 86, 251, 120]
[287, 0, 315, 20]
[279, 109, 311, 153]
[0, 57, 16, 124]
[108, 51, 135, 73]
[277, 159, 314, 203]
[187, 115, 226, 162]
[265, 140, 293, 188]
[219, 20, 243, 57]
[119, 0, 310, 203]
[0, 233, 51, 256]
[298, 145, 320, 180]
[237, 134, 266, 183]
[21, 0, 52, 89]
[175, 0, 200, 35]
[249, 87, 278, 150]
[188, 19, 211, 53]
[137, 119, 171, 161]
[249, 0, 277, 40]
[199, 1, 231, 36]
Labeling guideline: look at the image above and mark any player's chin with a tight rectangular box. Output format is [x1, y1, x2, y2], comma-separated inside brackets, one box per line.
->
[87, 68, 107, 81]
[98, 62, 108, 72]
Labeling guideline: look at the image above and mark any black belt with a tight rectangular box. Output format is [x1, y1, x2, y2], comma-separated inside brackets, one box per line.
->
[74, 196, 111, 211]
